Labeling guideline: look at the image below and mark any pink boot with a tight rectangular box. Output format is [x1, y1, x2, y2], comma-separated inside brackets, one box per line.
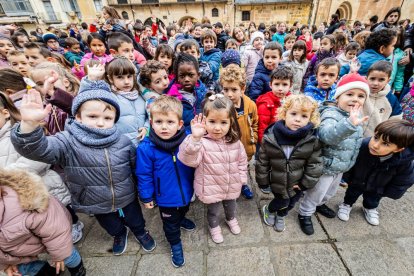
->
[226, 218, 241, 235]
[209, 226, 224, 243]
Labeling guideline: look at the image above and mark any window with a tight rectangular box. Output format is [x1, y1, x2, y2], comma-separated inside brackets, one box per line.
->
[212, 8, 218, 17]
[142, 0, 158, 3]
[117, 0, 128, 3]
[242, 11, 250, 21]
[93, 0, 103, 12]
[121, 11, 129, 20]
[0, 0, 34, 15]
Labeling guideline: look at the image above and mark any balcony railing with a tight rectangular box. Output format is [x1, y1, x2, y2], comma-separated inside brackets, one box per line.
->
[37, 12, 62, 24]
[0, 0, 34, 16]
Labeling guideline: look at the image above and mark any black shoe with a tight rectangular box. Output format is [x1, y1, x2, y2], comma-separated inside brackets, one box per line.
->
[298, 214, 314, 235]
[316, 204, 336, 218]
[67, 260, 86, 276]
[35, 262, 56, 276]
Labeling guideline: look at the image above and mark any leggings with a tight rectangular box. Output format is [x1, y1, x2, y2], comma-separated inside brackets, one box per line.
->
[207, 199, 237, 228]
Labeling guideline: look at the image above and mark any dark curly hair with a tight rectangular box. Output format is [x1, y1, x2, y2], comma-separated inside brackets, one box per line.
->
[140, 60, 167, 87]
[365, 29, 397, 52]
[173, 52, 199, 78]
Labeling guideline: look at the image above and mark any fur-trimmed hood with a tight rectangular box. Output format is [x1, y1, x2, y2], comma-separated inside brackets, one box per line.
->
[0, 168, 49, 212]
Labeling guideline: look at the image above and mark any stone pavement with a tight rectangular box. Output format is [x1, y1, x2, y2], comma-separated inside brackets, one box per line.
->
[70, 182, 414, 276]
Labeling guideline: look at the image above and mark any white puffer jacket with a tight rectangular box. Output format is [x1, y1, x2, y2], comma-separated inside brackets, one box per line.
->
[0, 121, 71, 205]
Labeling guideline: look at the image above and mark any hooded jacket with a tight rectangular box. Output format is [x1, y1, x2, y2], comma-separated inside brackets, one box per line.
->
[216, 31, 230, 52]
[237, 95, 258, 160]
[302, 50, 336, 89]
[340, 49, 386, 77]
[200, 48, 222, 81]
[343, 138, 414, 199]
[0, 169, 72, 271]
[241, 45, 263, 83]
[248, 59, 272, 101]
[304, 75, 337, 105]
[388, 48, 406, 92]
[282, 59, 309, 94]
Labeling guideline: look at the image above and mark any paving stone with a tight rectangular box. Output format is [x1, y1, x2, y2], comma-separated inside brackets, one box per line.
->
[337, 239, 414, 275]
[136, 251, 204, 276]
[207, 199, 265, 247]
[83, 255, 137, 275]
[270, 243, 348, 275]
[394, 237, 414, 261]
[207, 247, 275, 276]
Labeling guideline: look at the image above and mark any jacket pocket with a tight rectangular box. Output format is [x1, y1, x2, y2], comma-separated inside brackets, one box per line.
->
[157, 177, 161, 196]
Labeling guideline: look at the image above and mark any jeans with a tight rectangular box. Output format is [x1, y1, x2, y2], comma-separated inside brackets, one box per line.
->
[95, 199, 146, 238]
[159, 204, 190, 246]
[344, 186, 382, 209]
[207, 200, 237, 228]
[268, 190, 303, 216]
[18, 247, 81, 275]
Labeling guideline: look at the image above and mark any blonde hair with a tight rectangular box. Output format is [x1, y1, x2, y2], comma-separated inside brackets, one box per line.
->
[150, 95, 183, 120]
[277, 95, 320, 127]
[220, 66, 246, 89]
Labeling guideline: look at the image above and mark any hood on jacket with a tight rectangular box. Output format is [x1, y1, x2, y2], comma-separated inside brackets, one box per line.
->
[254, 59, 271, 75]
[0, 169, 49, 212]
[202, 48, 221, 56]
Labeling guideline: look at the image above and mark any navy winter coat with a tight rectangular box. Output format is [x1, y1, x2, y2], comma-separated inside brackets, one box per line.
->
[248, 59, 272, 102]
[136, 137, 194, 207]
[343, 138, 414, 199]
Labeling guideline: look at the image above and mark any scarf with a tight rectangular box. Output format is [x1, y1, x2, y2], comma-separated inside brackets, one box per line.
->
[116, 89, 139, 101]
[273, 120, 314, 146]
[67, 120, 120, 147]
[149, 127, 187, 152]
[141, 88, 160, 101]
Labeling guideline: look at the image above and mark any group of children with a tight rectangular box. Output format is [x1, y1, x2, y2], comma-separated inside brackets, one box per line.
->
[0, 16, 413, 275]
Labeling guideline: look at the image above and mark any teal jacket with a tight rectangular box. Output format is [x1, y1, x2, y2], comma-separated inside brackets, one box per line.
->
[64, 51, 85, 66]
[388, 48, 406, 92]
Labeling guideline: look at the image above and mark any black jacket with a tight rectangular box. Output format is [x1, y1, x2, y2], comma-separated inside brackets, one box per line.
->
[216, 31, 230, 52]
[343, 138, 414, 199]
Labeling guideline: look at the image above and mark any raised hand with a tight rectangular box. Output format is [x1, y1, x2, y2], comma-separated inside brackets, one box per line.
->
[137, 127, 147, 141]
[42, 70, 60, 97]
[349, 103, 368, 126]
[73, 60, 80, 72]
[349, 58, 361, 73]
[4, 265, 20, 276]
[19, 89, 51, 133]
[87, 63, 105, 81]
[191, 113, 206, 141]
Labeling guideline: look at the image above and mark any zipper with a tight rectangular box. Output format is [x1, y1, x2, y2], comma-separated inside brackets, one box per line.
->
[157, 177, 161, 196]
[104, 149, 116, 211]
[172, 152, 186, 205]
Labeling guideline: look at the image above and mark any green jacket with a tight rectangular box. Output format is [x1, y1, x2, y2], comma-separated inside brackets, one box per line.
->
[64, 51, 85, 66]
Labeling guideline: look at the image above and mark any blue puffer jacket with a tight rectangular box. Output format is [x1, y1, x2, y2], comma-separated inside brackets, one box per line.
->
[344, 138, 414, 199]
[248, 59, 271, 102]
[340, 49, 386, 77]
[304, 75, 337, 105]
[136, 137, 194, 207]
[386, 91, 403, 117]
[200, 48, 222, 81]
[272, 33, 286, 47]
[318, 106, 363, 175]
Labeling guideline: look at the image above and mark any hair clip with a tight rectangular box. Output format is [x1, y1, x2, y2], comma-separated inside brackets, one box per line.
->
[23, 77, 36, 90]
[208, 94, 224, 101]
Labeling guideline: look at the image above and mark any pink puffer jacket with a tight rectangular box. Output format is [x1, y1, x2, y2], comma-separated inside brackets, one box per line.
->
[0, 169, 72, 270]
[178, 136, 248, 204]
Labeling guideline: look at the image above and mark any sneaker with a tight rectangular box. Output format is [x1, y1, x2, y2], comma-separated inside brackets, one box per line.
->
[67, 260, 86, 276]
[274, 215, 285, 232]
[72, 221, 84, 244]
[363, 207, 379, 226]
[135, 231, 157, 252]
[337, 203, 352, 221]
[226, 218, 241, 235]
[180, 217, 196, 232]
[316, 204, 336, 218]
[241, 185, 254, 199]
[171, 242, 185, 268]
[113, 229, 128, 256]
[298, 214, 314, 235]
[260, 186, 271, 194]
[209, 226, 224, 243]
[262, 205, 276, 226]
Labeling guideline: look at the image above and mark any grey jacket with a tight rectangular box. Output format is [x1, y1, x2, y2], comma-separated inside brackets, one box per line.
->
[11, 124, 137, 215]
[318, 106, 363, 175]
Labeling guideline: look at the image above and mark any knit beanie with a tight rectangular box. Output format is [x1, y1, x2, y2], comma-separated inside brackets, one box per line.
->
[221, 49, 241, 68]
[334, 73, 370, 99]
[42, 33, 58, 43]
[250, 31, 264, 45]
[72, 80, 121, 122]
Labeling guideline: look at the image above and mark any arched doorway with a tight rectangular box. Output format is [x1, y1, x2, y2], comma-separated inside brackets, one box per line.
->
[178, 16, 197, 27]
[143, 17, 166, 29]
[335, 1, 352, 21]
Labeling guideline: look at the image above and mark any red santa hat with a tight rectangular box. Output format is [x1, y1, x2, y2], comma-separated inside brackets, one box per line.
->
[334, 73, 370, 99]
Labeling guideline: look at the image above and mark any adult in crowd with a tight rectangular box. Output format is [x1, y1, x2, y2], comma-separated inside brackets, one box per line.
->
[373, 7, 401, 31]
[326, 14, 340, 34]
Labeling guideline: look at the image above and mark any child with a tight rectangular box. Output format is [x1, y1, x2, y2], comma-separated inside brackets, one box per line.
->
[0, 69, 27, 107]
[242, 31, 264, 83]
[103, 58, 149, 147]
[11, 87, 156, 256]
[256, 66, 293, 143]
[258, 95, 323, 232]
[23, 42, 53, 67]
[333, 31, 348, 55]
[364, 61, 403, 137]
[136, 96, 195, 268]
[42, 33, 65, 54]
[64, 37, 85, 67]
[298, 73, 370, 235]
[154, 44, 175, 80]
[338, 120, 414, 226]
[0, 36, 15, 68]
[139, 60, 170, 116]
[340, 29, 397, 77]
[189, 23, 203, 48]
[225, 39, 238, 51]
[74, 33, 113, 79]
[7, 50, 31, 77]
[221, 49, 241, 69]
[387, 26, 406, 96]
[302, 34, 336, 88]
[248, 42, 283, 101]
[167, 53, 207, 131]
[200, 29, 222, 82]
[337, 42, 360, 67]
[178, 95, 248, 244]
[272, 22, 287, 46]
[107, 32, 144, 73]
[282, 40, 309, 94]
[11, 31, 29, 50]
[221, 66, 258, 199]
[0, 169, 86, 276]
[282, 34, 296, 59]
[304, 57, 340, 105]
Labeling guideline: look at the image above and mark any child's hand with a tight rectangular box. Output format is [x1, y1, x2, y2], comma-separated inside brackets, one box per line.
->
[349, 58, 361, 73]
[349, 103, 369, 126]
[293, 185, 301, 190]
[42, 70, 59, 97]
[20, 89, 51, 133]
[144, 201, 154, 209]
[87, 64, 105, 81]
[4, 265, 20, 276]
[137, 127, 147, 141]
[191, 113, 206, 141]
[73, 60, 80, 72]
[54, 261, 65, 274]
